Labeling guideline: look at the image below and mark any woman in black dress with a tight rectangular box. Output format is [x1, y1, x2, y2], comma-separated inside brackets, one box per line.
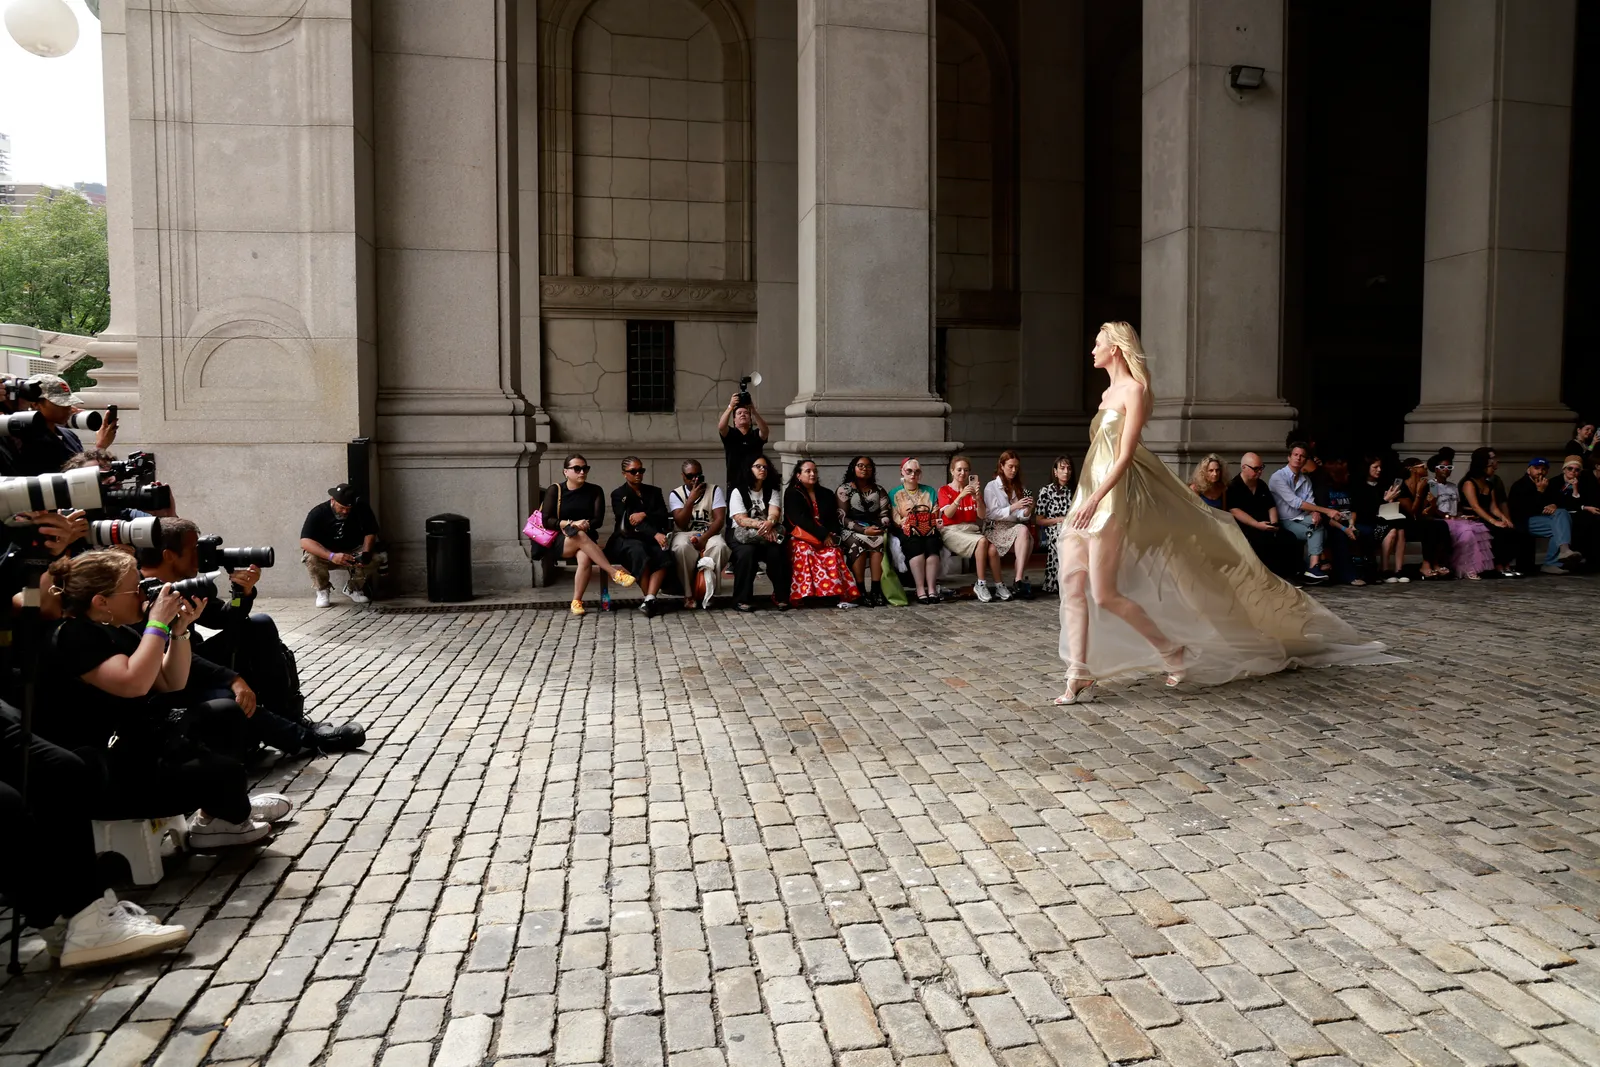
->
[539, 452, 636, 615]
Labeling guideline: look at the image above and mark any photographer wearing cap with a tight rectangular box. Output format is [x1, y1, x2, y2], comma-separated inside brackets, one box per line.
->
[300, 483, 379, 606]
[15, 374, 118, 477]
[138, 517, 364, 756]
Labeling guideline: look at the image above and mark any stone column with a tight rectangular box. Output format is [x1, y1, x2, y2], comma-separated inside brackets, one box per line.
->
[373, 0, 543, 592]
[123, 1, 376, 579]
[752, 0, 798, 460]
[79, 0, 140, 444]
[1013, 0, 1087, 446]
[1140, 0, 1295, 466]
[777, 0, 952, 480]
[1400, 0, 1576, 459]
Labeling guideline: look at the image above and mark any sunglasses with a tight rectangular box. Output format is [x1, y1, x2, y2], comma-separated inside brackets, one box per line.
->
[566, 465, 590, 473]
[1244, 464, 1264, 472]
[684, 473, 704, 481]
[624, 467, 645, 475]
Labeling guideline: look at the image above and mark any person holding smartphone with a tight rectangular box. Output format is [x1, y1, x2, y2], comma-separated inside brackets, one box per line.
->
[537, 453, 636, 615]
[937, 456, 1002, 601]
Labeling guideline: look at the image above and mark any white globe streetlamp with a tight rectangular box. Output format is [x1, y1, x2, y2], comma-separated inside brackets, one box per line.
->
[4, 0, 81, 58]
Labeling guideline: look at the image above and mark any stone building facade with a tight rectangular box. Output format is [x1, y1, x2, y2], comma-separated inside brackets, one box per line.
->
[84, 0, 1586, 592]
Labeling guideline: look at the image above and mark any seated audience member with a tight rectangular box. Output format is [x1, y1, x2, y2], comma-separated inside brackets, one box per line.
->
[1508, 457, 1584, 575]
[1, 703, 190, 967]
[1352, 457, 1408, 583]
[1556, 454, 1600, 561]
[1460, 447, 1525, 578]
[137, 518, 364, 755]
[608, 457, 673, 617]
[1398, 457, 1451, 579]
[836, 457, 891, 607]
[1561, 419, 1596, 461]
[1429, 453, 1495, 580]
[727, 455, 790, 612]
[1268, 442, 1328, 582]
[668, 460, 731, 611]
[1035, 456, 1077, 595]
[784, 459, 859, 608]
[983, 450, 1036, 599]
[938, 456, 1002, 601]
[1189, 453, 1228, 510]
[39, 550, 293, 849]
[888, 459, 943, 605]
[538, 453, 636, 616]
[1312, 454, 1368, 586]
[300, 483, 379, 606]
[1227, 453, 1298, 579]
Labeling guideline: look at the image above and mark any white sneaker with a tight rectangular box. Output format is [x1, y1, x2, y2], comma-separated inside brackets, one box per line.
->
[974, 580, 993, 603]
[249, 793, 295, 823]
[314, 588, 331, 608]
[343, 585, 370, 605]
[994, 583, 1013, 601]
[59, 891, 190, 969]
[188, 815, 272, 849]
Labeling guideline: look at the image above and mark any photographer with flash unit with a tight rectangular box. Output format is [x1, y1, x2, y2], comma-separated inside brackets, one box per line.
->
[13, 374, 118, 477]
[138, 516, 365, 756]
[718, 377, 769, 488]
[301, 483, 379, 606]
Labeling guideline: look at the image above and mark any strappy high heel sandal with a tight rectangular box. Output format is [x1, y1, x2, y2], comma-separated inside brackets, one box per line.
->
[1162, 645, 1190, 688]
[1055, 670, 1097, 705]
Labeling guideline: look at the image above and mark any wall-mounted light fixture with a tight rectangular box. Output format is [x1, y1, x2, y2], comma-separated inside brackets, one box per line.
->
[1226, 64, 1266, 103]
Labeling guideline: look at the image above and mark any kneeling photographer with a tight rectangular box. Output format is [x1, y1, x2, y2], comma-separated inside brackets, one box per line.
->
[39, 550, 292, 849]
[137, 517, 364, 756]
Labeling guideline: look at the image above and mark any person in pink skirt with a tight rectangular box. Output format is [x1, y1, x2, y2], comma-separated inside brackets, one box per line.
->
[783, 459, 860, 608]
[1427, 452, 1494, 580]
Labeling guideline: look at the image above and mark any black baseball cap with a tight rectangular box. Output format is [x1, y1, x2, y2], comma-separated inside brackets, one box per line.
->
[329, 483, 359, 506]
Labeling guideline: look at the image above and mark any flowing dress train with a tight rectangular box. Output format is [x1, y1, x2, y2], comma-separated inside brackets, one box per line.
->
[1059, 409, 1394, 686]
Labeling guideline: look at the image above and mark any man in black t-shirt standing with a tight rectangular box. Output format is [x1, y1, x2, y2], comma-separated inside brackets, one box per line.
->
[300, 483, 380, 606]
[718, 392, 770, 486]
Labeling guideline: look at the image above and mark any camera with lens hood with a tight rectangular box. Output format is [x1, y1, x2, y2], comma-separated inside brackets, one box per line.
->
[2, 379, 44, 404]
[0, 467, 172, 516]
[196, 534, 274, 571]
[87, 516, 162, 550]
[2, 411, 46, 438]
[139, 572, 218, 604]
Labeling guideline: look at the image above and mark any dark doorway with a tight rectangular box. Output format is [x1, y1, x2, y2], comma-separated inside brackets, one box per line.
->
[1283, 0, 1430, 458]
[1564, 0, 1599, 420]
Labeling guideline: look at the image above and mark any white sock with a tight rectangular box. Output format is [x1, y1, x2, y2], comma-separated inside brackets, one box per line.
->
[643, 594, 655, 602]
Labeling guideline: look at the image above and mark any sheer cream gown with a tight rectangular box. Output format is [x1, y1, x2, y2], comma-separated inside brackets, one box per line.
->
[1058, 408, 1393, 686]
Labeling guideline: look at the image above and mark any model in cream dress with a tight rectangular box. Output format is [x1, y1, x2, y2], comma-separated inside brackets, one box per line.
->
[1055, 323, 1392, 704]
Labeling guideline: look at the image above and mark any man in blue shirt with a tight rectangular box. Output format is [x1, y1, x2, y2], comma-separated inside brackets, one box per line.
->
[1268, 442, 1328, 582]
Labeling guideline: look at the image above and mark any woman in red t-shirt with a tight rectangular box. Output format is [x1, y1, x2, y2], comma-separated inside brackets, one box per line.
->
[937, 455, 1004, 602]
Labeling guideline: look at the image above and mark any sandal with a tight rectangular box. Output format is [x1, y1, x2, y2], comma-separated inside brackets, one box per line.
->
[1055, 671, 1096, 705]
[570, 599, 585, 616]
[1162, 645, 1190, 688]
[610, 568, 636, 587]
[735, 602, 755, 613]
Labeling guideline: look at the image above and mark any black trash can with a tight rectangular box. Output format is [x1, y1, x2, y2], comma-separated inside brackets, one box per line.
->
[425, 513, 473, 603]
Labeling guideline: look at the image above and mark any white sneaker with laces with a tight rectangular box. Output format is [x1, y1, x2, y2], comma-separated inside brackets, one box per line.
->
[974, 580, 993, 603]
[59, 891, 190, 969]
[314, 588, 331, 608]
[994, 583, 1013, 601]
[249, 793, 295, 823]
[188, 815, 272, 849]
[343, 585, 371, 605]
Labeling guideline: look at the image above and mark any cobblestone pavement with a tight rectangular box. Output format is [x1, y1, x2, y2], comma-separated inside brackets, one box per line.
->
[5, 577, 1600, 1067]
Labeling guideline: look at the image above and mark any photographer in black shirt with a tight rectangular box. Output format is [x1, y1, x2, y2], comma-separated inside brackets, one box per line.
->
[300, 483, 379, 606]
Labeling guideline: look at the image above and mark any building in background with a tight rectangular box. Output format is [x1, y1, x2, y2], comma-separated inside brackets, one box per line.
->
[80, 0, 1596, 593]
[0, 132, 13, 203]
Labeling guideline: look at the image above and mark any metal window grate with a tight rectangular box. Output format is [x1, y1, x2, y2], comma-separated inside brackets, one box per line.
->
[627, 321, 675, 413]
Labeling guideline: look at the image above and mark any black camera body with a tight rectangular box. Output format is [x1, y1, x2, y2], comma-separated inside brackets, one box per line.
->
[109, 451, 157, 484]
[2, 379, 44, 403]
[140, 573, 217, 604]
[738, 375, 753, 408]
[196, 534, 275, 572]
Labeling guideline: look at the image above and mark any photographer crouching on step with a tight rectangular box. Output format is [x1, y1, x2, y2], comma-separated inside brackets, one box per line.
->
[138, 517, 365, 757]
[300, 483, 379, 606]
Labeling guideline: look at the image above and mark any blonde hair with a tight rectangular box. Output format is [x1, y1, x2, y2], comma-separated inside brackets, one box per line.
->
[1189, 453, 1226, 492]
[48, 549, 136, 617]
[1100, 321, 1149, 388]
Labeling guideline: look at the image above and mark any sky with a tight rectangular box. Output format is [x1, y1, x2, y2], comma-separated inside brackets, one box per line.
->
[0, 1, 107, 186]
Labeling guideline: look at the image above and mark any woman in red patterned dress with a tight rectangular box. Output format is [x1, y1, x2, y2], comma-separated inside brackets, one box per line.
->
[783, 459, 861, 609]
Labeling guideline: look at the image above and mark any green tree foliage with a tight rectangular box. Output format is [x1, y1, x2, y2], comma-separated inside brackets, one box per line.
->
[0, 190, 111, 337]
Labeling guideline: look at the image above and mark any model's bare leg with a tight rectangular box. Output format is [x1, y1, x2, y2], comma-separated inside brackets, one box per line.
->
[1088, 522, 1185, 683]
[1056, 535, 1094, 703]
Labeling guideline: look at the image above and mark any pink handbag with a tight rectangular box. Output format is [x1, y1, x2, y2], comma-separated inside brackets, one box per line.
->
[523, 487, 559, 547]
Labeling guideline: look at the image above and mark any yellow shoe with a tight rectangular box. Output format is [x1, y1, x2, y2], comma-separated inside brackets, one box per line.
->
[570, 599, 585, 616]
[611, 568, 636, 588]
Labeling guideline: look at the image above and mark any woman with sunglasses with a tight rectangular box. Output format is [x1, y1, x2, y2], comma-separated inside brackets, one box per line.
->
[889, 459, 943, 605]
[728, 455, 791, 611]
[1556, 454, 1600, 561]
[538, 452, 636, 615]
[784, 459, 859, 608]
[1427, 452, 1494, 580]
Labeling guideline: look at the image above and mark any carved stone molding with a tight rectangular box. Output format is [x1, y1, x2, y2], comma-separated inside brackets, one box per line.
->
[540, 276, 758, 321]
[936, 289, 1021, 329]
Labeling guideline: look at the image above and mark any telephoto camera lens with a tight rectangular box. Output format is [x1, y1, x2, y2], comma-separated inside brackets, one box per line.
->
[196, 534, 275, 572]
[1, 411, 45, 437]
[139, 573, 218, 603]
[88, 517, 163, 550]
[65, 411, 104, 431]
[0, 467, 108, 513]
[101, 482, 173, 512]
